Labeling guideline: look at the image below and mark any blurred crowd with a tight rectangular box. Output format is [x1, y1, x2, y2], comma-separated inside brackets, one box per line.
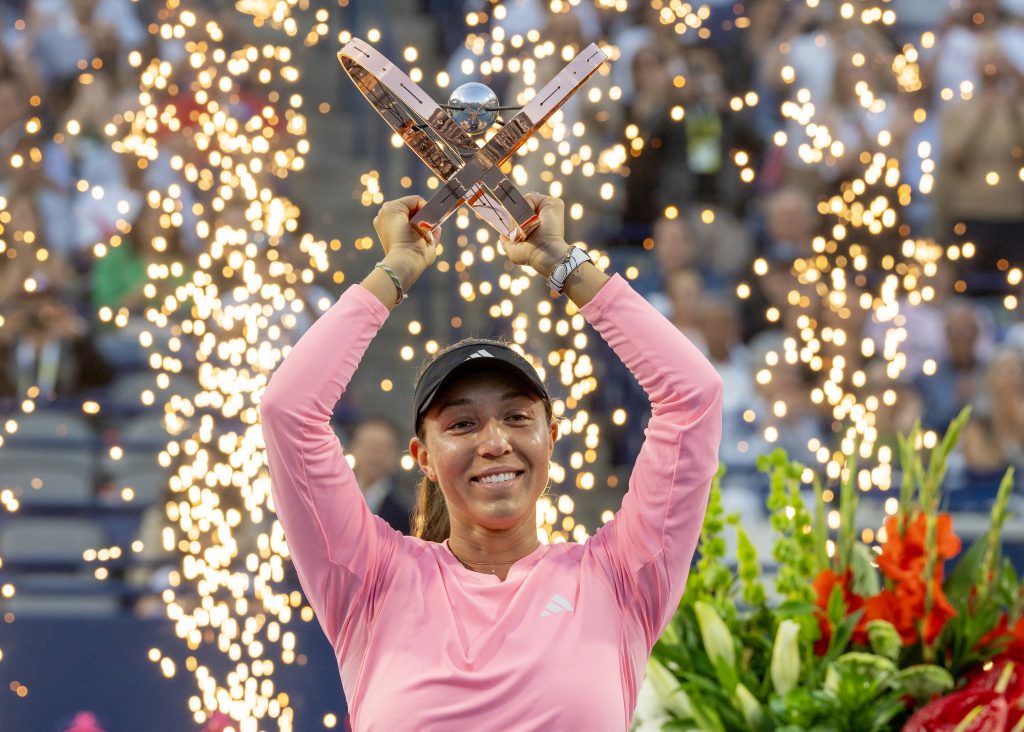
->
[0, 0, 1022, 620]
[0, 0, 313, 616]
[430, 0, 1024, 496]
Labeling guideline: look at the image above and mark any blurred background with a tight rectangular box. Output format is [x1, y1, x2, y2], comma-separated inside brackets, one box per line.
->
[0, 0, 1023, 729]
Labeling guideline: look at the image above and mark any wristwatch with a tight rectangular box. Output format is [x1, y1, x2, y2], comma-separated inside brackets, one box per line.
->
[547, 246, 592, 295]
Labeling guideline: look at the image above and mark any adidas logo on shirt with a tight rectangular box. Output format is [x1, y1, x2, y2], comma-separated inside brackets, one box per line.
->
[466, 349, 494, 360]
[540, 594, 574, 617]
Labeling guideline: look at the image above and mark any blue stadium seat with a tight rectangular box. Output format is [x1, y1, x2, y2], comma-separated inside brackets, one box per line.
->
[2, 467, 94, 508]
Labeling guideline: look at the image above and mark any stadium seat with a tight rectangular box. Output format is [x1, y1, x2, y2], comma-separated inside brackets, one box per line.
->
[1, 467, 95, 508]
[105, 372, 160, 413]
[100, 471, 169, 508]
[0, 447, 96, 476]
[4, 587, 120, 617]
[121, 412, 174, 447]
[0, 517, 108, 564]
[104, 371, 198, 415]
[1, 411, 95, 444]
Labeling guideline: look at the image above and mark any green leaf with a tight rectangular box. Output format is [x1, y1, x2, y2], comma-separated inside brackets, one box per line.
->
[866, 620, 902, 661]
[775, 601, 819, 618]
[825, 610, 865, 664]
[812, 475, 831, 574]
[944, 533, 988, 600]
[827, 583, 846, 627]
[896, 424, 920, 524]
[849, 543, 880, 597]
[837, 450, 859, 573]
[832, 652, 898, 681]
[891, 664, 954, 702]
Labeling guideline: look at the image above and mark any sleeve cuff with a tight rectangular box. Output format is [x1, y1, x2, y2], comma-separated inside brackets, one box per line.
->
[579, 273, 629, 323]
[351, 283, 393, 324]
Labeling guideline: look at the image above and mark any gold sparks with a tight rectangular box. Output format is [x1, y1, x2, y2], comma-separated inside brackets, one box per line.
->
[0, 2, 1021, 729]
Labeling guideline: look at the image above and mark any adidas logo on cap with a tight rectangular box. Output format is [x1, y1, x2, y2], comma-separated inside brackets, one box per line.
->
[465, 349, 495, 360]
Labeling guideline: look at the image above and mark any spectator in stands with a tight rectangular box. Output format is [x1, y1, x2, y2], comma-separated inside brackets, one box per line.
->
[618, 45, 691, 245]
[1, 134, 77, 263]
[0, 68, 26, 155]
[90, 204, 188, 314]
[349, 416, 412, 534]
[697, 294, 760, 468]
[682, 42, 760, 214]
[0, 274, 112, 399]
[934, 34, 1024, 293]
[740, 248, 814, 345]
[687, 204, 754, 286]
[607, 1, 685, 103]
[924, 0, 1024, 105]
[0, 192, 112, 399]
[749, 353, 826, 467]
[758, 1, 892, 189]
[915, 300, 989, 432]
[622, 214, 701, 317]
[867, 366, 925, 453]
[759, 186, 819, 261]
[958, 346, 1023, 501]
[665, 268, 707, 349]
[817, 53, 898, 183]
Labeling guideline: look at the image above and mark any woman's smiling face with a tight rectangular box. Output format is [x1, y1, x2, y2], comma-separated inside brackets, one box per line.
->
[410, 368, 557, 533]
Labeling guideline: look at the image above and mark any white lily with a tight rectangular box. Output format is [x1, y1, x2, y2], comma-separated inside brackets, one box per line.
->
[735, 682, 765, 730]
[694, 601, 736, 672]
[643, 656, 694, 719]
[770, 619, 801, 696]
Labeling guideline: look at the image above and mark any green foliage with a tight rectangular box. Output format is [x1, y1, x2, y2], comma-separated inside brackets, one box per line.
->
[737, 526, 767, 607]
[759, 449, 817, 605]
[640, 407, 1021, 732]
[686, 465, 734, 604]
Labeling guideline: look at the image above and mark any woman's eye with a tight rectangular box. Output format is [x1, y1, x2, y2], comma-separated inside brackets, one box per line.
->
[450, 420, 473, 430]
[508, 414, 529, 422]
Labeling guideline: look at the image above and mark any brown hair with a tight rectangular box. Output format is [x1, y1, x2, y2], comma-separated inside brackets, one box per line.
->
[410, 337, 554, 543]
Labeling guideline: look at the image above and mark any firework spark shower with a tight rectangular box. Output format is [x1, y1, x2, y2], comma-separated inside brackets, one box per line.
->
[0, 1, 1023, 730]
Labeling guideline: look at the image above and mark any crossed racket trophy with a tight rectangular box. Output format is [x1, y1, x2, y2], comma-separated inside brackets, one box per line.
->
[338, 39, 608, 242]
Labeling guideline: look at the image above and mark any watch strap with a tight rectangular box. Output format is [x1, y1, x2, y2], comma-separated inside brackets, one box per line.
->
[547, 246, 591, 294]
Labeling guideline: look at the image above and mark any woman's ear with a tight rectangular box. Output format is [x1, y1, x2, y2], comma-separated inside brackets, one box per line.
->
[548, 420, 559, 455]
[409, 436, 435, 482]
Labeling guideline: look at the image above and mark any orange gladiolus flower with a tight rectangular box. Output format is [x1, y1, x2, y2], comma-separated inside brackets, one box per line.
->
[876, 514, 961, 585]
[813, 512, 962, 654]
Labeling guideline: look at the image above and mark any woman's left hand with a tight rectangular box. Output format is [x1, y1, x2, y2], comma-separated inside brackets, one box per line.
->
[500, 193, 571, 278]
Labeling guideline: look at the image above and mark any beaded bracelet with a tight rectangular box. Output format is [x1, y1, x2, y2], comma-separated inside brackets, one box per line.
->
[374, 262, 405, 305]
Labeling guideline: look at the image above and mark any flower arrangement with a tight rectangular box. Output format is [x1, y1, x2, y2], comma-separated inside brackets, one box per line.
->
[634, 407, 1022, 732]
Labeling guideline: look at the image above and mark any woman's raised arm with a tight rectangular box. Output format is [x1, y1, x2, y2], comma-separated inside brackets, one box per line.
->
[260, 198, 435, 645]
[507, 194, 723, 642]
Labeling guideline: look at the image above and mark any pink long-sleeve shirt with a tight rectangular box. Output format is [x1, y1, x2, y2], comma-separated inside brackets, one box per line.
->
[260, 274, 723, 731]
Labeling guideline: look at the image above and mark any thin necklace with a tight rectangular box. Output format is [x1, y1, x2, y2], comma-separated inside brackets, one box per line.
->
[448, 545, 521, 574]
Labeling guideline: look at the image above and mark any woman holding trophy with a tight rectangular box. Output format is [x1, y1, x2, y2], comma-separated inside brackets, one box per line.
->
[261, 193, 723, 729]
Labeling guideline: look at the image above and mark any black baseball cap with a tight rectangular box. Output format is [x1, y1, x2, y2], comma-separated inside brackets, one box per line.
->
[414, 340, 549, 430]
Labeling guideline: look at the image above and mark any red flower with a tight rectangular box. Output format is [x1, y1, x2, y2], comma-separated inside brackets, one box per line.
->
[877, 514, 961, 585]
[902, 688, 1007, 731]
[979, 615, 1024, 663]
[813, 568, 864, 652]
[813, 512, 962, 655]
[921, 578, 957, 645]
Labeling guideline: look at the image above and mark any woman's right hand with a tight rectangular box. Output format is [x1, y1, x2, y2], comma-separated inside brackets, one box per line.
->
[372, 196, 441, 274]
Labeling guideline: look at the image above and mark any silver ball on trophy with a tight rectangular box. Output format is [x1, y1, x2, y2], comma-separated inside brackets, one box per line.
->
[447, 82, 500, 137]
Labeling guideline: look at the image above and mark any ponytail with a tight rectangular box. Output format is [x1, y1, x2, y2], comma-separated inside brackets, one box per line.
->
[411, 474, 450, 542]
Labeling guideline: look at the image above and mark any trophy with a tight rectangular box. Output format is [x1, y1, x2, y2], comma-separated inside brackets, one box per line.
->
[338, 39, 608, 242]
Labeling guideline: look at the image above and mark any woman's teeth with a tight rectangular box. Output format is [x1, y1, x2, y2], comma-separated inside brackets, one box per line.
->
[477, 472, 516, 484]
